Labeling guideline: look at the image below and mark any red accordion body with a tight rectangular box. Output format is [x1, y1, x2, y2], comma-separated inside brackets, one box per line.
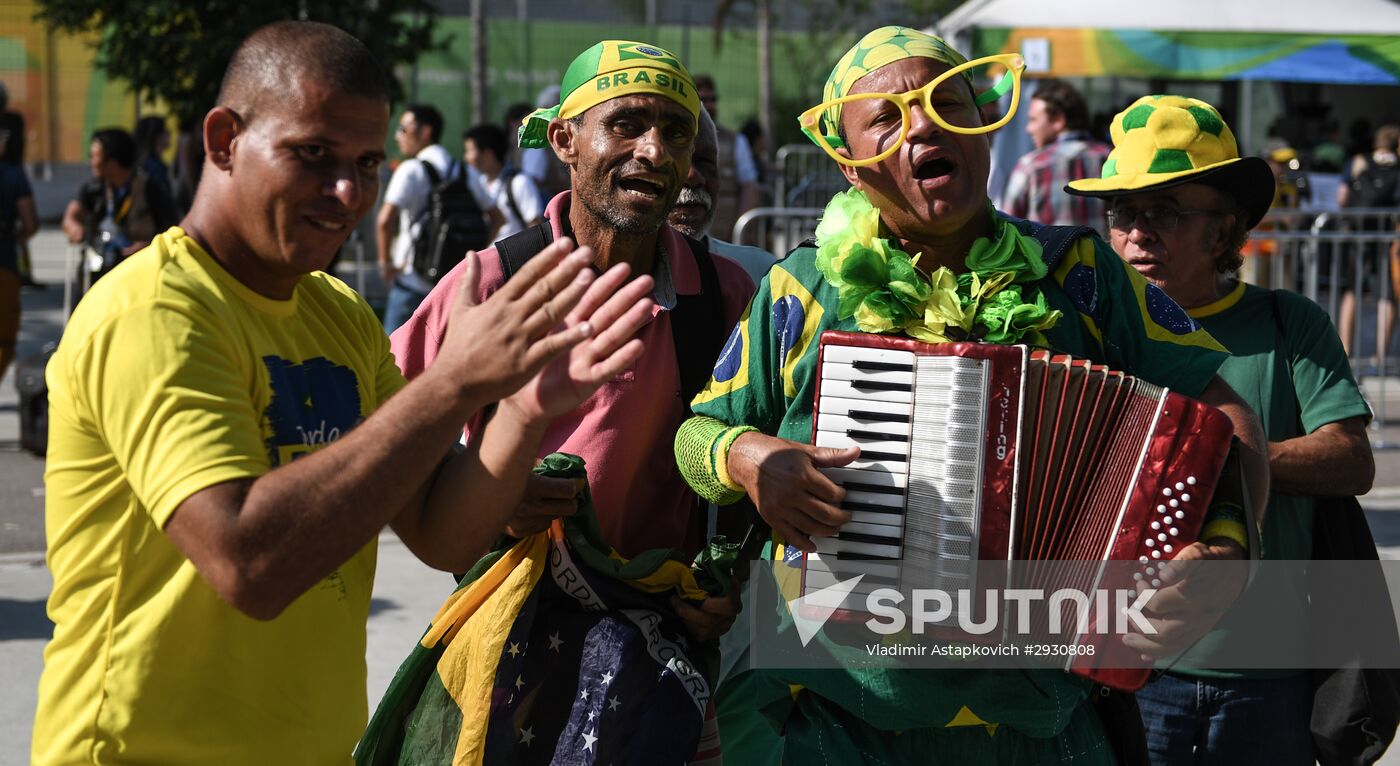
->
[799, 331, 1235, 690]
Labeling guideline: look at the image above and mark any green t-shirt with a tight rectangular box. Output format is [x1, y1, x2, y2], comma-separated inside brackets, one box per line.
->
[690, 223, 1229, 742]
[1176, 281, 1371, 678]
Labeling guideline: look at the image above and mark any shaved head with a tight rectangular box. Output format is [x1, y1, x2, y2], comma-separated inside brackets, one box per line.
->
[188, 20, 392, 299]
[218, 21, 390, 125]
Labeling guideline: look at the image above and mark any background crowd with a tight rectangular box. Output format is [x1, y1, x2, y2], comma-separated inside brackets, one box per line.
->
[1, 10, 1398, 766]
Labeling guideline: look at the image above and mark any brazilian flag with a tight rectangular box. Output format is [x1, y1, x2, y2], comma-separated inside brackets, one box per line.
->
[356, 454, 738, 765]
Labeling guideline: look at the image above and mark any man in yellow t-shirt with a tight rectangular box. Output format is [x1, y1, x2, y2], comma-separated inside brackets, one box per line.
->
[34, 21, 655, 765]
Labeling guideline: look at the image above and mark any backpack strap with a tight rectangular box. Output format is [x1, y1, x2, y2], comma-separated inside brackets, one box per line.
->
[673, 235, 729, 545]
[500, 169, 527, 230]
[673, 235, 727, 404]
[496, 221, 554, 279]
[418, 158, 441, 187]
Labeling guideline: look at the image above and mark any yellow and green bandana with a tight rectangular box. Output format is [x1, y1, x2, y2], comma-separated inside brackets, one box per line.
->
[518, 40, 700, 149]
[815, 25, 970, 149]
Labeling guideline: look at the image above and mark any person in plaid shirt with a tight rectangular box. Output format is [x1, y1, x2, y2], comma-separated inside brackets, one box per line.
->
[1000, 79, 1111, 235]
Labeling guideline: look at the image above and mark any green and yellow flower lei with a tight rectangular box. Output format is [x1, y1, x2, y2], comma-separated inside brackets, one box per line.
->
[813, 188, 1062, 345]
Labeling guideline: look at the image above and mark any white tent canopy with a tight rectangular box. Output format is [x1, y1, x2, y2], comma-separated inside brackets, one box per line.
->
[938, 0, 1400, 38]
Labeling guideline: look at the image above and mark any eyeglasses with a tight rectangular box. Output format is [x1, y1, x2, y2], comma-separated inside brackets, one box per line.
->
[1106, 206, 1227, 232]
[798, 53, 1025, 168]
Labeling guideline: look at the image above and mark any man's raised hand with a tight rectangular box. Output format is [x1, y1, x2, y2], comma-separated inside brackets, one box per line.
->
[499, 260, 655, 424]
[434, 239, 599, 404]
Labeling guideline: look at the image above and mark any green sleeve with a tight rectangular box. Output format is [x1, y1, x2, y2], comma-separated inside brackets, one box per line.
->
[674, 415, 744, 505]
[1278, 291, 1373, 431]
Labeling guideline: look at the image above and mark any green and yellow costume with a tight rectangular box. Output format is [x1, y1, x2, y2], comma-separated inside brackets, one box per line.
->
[672, 26, 1245, 764]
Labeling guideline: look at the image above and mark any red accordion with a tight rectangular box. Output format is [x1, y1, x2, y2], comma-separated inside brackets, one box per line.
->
[800, 331, 1235, 690]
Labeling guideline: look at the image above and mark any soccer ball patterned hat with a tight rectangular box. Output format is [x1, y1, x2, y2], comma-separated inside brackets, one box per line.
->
[1065, 95, 1275, 229]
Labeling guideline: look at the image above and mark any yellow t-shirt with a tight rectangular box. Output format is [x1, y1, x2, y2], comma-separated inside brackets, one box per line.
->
[34, 227, 407, 764]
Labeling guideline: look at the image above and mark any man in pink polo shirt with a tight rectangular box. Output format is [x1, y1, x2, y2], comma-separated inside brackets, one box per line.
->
[391, 40, 753, 634]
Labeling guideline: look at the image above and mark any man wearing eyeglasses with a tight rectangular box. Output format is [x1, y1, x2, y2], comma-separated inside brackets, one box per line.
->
[673, 27, 1270, 764]
[1069, 95, 1374, 765]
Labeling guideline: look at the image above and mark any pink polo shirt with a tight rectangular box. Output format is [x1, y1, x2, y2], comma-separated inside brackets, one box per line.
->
[390, 192, 754, 557]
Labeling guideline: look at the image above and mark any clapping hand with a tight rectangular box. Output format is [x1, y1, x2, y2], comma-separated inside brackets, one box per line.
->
[497, 252, 655, 425]
[436, 238, 615, 404]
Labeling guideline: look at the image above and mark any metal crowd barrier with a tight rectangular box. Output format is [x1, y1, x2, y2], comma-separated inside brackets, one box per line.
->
[1246, 207, 1400, 441]
[731, 206, 822, 257]
[774, 144, 847, 209]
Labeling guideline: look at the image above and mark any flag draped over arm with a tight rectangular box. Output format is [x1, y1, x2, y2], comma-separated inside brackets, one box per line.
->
[357, 453, 740, 766]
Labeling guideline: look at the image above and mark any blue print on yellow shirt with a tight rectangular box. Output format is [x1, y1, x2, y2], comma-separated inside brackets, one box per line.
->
[261, 356, 362, 466]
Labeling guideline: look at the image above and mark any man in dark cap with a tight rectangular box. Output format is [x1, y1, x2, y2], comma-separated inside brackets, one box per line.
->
[1069, 94, 1374, 765]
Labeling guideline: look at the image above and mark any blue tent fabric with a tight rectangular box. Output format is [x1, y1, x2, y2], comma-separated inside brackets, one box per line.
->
[1233, 41, 1399, 84]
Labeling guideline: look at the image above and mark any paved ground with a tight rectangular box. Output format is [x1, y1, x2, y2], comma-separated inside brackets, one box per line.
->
[3, 228, 1400, 761]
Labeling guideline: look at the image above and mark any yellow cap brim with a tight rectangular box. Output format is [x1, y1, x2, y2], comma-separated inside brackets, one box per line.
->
[1066, 156, 1276, 229]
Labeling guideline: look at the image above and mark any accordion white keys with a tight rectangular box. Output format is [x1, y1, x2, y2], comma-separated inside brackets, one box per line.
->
[800, 330, 1236, 690]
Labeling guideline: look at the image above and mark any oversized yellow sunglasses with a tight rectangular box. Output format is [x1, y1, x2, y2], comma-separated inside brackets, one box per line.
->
[799, 53, 1026, 168]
